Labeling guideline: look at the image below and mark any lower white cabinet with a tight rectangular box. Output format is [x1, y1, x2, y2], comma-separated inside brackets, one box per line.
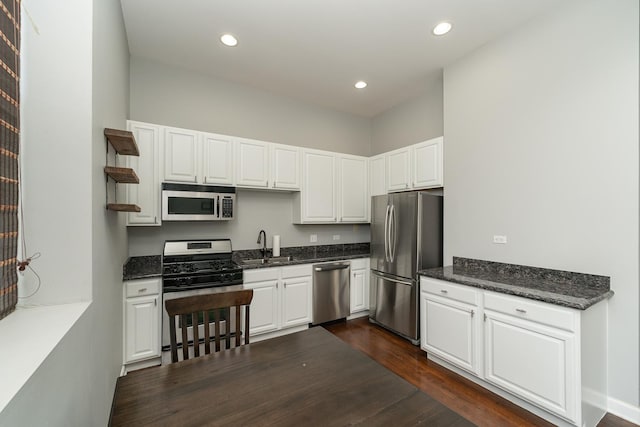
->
[243, 264, 312, 338]
[420, 279, 481, 375]
[419, 276, 607, 427]
[484, 309, 576, 420]
[281, 268, 313, 327]
[350, 258, 370, 314]
[123, 278, 162, 365]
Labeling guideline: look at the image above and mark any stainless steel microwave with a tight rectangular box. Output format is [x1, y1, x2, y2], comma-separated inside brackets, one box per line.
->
[161, 183, 235, 221]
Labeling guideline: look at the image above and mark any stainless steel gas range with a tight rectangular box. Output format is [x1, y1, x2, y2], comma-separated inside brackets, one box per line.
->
[161, 239, 244, 357]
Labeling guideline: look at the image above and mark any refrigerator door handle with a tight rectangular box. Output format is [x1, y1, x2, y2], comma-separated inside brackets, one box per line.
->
[390, 204, 397, 262]
[371, 271, 413, 286]
[384, 205, 390, 262]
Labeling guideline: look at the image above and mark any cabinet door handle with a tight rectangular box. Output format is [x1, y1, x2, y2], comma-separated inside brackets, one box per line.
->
[138, 288, 147, 293]
[154, 299, 157, 306]
[154, 216, 157, 224]
[440, 289, 448, 294]
[405, 183, 409, 188]
[516, 308, 527, 314]
[470, 309, 474, 318]
[484, 313, 487, 322]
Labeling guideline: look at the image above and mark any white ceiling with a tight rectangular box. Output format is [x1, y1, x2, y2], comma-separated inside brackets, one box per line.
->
[120, 0, 567, 118]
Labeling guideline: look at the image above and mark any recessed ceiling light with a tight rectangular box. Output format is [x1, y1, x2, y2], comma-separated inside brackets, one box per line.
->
[354, 81, 367, 89]
[432, 22, 452, 36]
[220, 34, 238, 47]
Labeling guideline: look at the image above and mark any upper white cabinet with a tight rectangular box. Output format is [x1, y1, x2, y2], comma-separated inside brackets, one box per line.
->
[294, 149, 337, 223]
[236, 138, 269, 188]
[386, 147, 411, 192]
[369, 154, 386, 197]
[164, 127, 198, 183]
[126, 121, 161, 226]
[271, 143, 300, 190]
[339, 155, 368, 222]
[385, 137, 444, 193]
[294, 149, 370, 224]
[412, 137, 443, 189]
[201, 132, 235, 185]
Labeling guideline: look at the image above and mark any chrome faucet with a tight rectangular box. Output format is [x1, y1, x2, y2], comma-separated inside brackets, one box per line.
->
[256, 230, 267, 259]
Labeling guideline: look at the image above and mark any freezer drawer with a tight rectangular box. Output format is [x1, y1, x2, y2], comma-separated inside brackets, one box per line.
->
[369, 271, 419, 344]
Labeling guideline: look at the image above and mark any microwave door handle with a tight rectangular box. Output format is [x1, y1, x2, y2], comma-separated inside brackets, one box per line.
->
[216, 196, 220, 218]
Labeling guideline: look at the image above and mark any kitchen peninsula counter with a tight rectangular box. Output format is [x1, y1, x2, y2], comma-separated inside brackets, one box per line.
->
[419, 257, 613, 310]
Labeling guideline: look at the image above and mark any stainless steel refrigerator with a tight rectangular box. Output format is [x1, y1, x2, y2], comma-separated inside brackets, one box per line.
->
[369, 191, 443, 344]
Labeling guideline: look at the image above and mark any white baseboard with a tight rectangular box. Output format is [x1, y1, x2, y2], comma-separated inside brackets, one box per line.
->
[608, 397, 640, 424]
[119, 365, 126, 377]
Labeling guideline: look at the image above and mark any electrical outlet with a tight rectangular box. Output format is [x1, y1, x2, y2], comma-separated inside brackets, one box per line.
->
[333, 235, 340, 241]
[310, 234, 318, 243]
[493, 235, 507, 244]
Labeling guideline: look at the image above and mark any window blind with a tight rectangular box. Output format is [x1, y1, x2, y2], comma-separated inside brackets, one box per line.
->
[0, 0, 19, 320]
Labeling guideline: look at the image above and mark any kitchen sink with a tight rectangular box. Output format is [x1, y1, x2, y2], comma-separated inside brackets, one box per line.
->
[240, 256, 293, 266]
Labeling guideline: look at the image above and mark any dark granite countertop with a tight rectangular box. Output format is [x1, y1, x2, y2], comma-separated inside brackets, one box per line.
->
[123, 255, 162, 281]
[418, 257, 613, 310]
[233, 243, 370, 270]
[122, 243, 370, 280]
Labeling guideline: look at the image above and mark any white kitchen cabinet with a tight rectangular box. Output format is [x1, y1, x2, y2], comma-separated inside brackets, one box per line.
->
[386, 146, 411, 192]
[420, 276, 608, 427]
[236, 138, 269, 188]
[339, 155, 369, 222]
[201, 132, 235, 185]
[126, 121, 161, 226]
[124, 278, 162, 365]
[294, 149, 337, 223]
[412, 137, 443, 189]
[483, 291, 578, 422]
[244, 278, 280, 335]
[164, 127, 198, 183]
[350, 258, 370, 314]
[369, 154, 386, 197]
[420, 278, 481, 375]
[281, 265, 313, 327]
[243, 264, 312, 337]
[271, 143, 300, 190]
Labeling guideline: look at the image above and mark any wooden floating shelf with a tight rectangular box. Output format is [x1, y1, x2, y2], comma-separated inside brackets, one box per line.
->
[104, 128, 140, 156]
[104, 166, 139, 183]
[106, 203, 141, 213]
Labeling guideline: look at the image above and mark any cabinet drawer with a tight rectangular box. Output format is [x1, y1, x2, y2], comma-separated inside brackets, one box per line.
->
[484, 291, 576, 332]
[244, 267, 280, 283]
[350, 258, 369, 271]
[125, 278, 160, 297]
[421, 277, 479, 306]
[281, 264, 312, 279]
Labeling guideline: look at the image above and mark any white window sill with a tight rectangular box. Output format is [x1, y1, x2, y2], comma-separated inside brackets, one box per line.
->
[0, 302, 91, 413]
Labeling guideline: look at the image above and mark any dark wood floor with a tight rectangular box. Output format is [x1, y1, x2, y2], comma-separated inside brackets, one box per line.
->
[324, 317, 637, 427]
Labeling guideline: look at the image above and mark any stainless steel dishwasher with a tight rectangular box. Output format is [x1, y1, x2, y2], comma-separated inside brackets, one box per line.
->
[312, 262, 350, 325]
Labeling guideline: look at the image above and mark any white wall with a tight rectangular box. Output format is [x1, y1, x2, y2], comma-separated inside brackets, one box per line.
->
[89, 0, 130, 421]
[128, 189, 369, 256]
[371, 74, 444, 155]
[1, 0, 130, 425]
[130, 57, 371, 156]
[443, 0, 639, 411]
